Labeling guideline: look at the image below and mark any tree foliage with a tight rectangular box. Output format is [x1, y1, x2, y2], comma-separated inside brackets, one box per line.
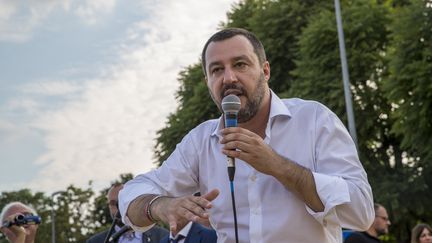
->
[382, 0, 432, 239]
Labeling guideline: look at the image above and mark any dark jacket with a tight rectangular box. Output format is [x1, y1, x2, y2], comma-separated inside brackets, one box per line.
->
[86, 225, 169, 243]
[344, 231, 381, 243]
[159, 222, 217, 243]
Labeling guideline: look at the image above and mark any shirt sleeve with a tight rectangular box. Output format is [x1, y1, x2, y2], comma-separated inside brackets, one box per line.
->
[118, 131, 201, 231]
[305, 104, 374, 231]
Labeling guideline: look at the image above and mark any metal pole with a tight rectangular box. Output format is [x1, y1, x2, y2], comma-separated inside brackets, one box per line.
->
[51, 191, 63, 243]
[334, 0, 358, 147]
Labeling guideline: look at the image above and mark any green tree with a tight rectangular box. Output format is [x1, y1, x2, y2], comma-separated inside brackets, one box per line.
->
[50, 185, 95, 242]
[228, 0, 332, 93]
[383, 0, 432, 237]
[288, 1, 432, 241]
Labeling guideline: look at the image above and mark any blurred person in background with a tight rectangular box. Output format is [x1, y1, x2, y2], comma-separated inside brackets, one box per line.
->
[344, 203, 390, 243]
[87, 183, 168, 243]
[0, 202, 39, 243]
[411, 223, 432, 243]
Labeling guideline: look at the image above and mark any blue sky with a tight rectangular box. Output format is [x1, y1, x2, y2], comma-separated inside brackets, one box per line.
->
[0, 0, 236, 193]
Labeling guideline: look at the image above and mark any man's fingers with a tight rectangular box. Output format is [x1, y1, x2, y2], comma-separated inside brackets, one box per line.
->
[168, 215, 178, 234]
[203, 189, 220, 202]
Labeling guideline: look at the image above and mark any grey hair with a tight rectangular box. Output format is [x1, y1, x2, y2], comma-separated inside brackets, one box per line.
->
[0, 201, 37, 223]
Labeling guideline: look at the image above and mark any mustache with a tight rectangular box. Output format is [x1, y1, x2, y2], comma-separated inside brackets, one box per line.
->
[220, 84, 246, 98]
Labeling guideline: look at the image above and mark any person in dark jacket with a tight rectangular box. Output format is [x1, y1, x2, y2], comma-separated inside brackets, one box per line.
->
[344, 203, 390, 243]
[87, 183, 168, 243]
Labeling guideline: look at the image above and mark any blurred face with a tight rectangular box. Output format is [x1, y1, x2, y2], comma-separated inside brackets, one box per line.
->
[419, 228, 432, 243]
[374, 206, 391, 236]
[2, 204, 38, 242]
[205, 35, 270, 123]
[107, 185, 123, 220]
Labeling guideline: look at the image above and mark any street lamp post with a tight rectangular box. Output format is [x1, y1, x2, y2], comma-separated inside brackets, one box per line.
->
[51, 191, 63, 243]
[334, 0, 358, 147]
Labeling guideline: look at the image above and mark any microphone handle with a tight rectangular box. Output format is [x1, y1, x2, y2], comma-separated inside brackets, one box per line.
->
[225, 112, 238, 182]
[227, 158, 235, 182]
[109, 225, 132, 242]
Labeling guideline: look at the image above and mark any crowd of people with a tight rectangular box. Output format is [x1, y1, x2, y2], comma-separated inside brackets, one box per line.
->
[1, 27, 430, 243]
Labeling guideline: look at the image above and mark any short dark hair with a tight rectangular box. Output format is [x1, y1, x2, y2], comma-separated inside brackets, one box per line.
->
[374, 203, 384, 213]
[201, 28, 267, 76]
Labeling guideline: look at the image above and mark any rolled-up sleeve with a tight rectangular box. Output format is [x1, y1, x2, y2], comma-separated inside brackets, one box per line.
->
[306, 105, 374, 230]
[118, 172, 163, 232]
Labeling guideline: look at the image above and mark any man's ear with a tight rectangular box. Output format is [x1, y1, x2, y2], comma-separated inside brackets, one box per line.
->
[263, 61, 271, 82]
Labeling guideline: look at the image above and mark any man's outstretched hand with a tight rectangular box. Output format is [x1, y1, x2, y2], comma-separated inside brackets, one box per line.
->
[154, 189, 219, 235]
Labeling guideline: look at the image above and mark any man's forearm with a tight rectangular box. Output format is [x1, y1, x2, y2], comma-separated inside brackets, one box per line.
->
[272, 155, 324, 212]
[127, 194, 158, 227]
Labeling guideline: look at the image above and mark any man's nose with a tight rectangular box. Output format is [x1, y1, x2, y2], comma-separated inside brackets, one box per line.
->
[223, 67, 238, 84]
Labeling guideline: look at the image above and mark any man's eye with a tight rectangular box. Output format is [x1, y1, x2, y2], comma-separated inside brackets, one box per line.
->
[212, 67, 223, 74]
[235, 62, 247, 68]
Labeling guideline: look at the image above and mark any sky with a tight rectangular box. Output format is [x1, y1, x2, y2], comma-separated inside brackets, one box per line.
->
[0, 0, 237, 194]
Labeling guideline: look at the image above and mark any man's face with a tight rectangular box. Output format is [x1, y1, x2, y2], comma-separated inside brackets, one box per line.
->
[205, 35, 270, 123]
[107, 185, 123, 220]
[374, 206, 390, 236]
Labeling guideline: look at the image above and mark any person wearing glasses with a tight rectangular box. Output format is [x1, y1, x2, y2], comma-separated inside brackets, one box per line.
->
[0, 202, 39, 243]
[87, 183, 168, 243]
[344, 203, 391, 243]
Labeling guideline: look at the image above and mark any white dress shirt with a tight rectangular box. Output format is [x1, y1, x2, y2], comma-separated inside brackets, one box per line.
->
[169, 221, 193, 243]
[114, 225, 142, 243]
[119, 91, 374, 243]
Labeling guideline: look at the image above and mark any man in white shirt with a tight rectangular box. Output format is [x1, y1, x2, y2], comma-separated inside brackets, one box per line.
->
[119, 28, 374, 242]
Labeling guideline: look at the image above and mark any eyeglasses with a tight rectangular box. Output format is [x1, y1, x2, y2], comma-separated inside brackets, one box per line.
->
[376, 215, 390, 222]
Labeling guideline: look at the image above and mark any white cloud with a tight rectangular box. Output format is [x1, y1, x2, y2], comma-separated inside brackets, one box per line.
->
[4, 98, 41, 116]
[0, 119, 28, 143]
[20, 80, 83, 96]
[73, 0, 116, 25]
[20, 0, 235, 193]
[0, 0, 118, 42]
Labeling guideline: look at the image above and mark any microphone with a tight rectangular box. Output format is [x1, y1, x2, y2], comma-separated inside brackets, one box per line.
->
[108, 225, 132, 242]
[221, 94, 241, 182]
[221, 94, 241, 243]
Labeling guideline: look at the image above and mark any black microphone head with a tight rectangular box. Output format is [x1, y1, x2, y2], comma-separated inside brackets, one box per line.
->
[222, 95, 241, 113]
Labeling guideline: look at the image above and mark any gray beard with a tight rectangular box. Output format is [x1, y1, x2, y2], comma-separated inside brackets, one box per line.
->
[210, 72, 266, 123]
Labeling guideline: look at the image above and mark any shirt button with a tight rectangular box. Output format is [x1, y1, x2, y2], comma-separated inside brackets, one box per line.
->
[250, 174, 256, 182]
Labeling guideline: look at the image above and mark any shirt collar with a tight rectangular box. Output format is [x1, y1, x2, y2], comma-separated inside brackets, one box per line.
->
[114, 225, 141, 240]
[170, 221, 193, 240]
[211, 89, 291, 137]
